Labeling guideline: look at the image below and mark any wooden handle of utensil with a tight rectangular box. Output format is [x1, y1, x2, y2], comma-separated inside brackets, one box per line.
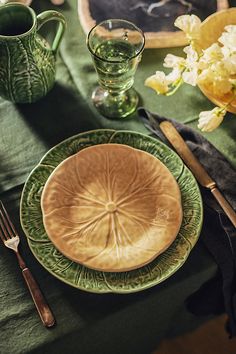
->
[211, 187, 236, 228]
[159, 121, 213, 186]
[159, 121, 236, 229]
[22, 267, 55, 328]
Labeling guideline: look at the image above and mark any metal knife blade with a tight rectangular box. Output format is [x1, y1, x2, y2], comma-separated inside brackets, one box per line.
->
[159, 120, 236, 228]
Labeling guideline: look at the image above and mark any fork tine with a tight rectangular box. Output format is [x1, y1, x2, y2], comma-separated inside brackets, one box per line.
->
[0, 200, 17, 240]
[0, 202, 11, 240]
[0, 224, 7, 242]
[0, 210, 9, 241]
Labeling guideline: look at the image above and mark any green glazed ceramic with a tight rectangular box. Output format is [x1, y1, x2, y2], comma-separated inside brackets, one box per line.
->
[0, 2, 66, 103]
[20, 130, 203, 294]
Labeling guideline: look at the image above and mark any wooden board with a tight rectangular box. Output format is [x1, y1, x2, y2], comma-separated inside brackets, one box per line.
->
[78, 0, 229, 48]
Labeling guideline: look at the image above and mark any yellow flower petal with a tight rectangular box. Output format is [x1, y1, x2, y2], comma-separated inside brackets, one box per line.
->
[198, 107, 226, 132]
[174, 15, 201, 40]
[145, 71, 169, 94]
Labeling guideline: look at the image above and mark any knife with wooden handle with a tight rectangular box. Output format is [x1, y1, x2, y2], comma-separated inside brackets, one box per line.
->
[159, 121, 236, 228]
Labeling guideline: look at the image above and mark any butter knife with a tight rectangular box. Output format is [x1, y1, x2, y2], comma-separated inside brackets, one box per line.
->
[159, 120, 236, 228]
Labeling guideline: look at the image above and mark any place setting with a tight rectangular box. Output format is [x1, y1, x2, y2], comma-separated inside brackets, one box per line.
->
[19, 128, 203, 294]
[0, 2, 201, 295]
[1, 1, 236, 347]
[14, 11, 202, 296]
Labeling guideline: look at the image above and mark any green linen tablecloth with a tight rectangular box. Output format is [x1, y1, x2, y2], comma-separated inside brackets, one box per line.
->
[0, 1, 235, 354]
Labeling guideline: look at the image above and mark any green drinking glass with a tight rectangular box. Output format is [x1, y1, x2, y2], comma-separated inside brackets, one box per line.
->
[87, 19, 145, 119]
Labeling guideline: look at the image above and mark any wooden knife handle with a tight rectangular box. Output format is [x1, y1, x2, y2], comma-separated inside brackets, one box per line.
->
[22, 267, 55, 327]
[159, 121, 213, 186]
[159, 120, 236, 228]
[211, 187, 236, 228]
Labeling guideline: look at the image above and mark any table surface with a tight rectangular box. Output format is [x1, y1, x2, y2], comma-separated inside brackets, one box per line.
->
[0, 1, 236, 354]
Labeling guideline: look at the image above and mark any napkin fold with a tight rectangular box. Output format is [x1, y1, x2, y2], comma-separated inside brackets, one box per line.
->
[138, 107, 236, 337]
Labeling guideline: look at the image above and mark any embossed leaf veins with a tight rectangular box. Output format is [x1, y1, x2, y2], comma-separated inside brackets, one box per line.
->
[41, 144, 183, 272]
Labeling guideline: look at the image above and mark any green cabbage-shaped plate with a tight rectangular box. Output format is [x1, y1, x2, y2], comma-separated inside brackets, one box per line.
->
[20, 129, 203, 294]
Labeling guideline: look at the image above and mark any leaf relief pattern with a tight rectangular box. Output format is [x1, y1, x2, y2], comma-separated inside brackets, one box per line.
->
[41, 143, 183, 272]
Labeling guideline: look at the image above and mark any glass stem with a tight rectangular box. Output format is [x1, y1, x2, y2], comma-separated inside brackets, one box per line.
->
[106, 89, 126, 103]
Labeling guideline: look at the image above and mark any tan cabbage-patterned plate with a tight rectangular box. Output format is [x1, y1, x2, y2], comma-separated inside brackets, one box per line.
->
[41, 144, 182, 272]
[20, 129, 203, 294]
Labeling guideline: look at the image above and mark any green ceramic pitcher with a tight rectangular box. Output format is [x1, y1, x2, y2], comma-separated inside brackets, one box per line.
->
[0, 2, 66, 103]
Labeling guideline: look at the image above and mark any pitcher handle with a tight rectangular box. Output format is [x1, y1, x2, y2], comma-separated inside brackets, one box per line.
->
[36, 10, 66, 55]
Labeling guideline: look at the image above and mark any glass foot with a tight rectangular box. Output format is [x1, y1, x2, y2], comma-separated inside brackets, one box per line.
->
[91, 87, 139, 119]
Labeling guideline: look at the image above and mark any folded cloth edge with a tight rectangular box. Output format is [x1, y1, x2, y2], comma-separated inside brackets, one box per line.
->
[137, 107, 236, 337]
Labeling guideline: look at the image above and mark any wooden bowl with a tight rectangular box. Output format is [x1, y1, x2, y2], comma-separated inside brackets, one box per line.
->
[198, 8, 236, 113]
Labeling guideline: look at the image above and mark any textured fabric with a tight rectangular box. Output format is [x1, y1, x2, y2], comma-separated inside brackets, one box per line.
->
[0, 0, 236, 353]
[138, 108, 236, 336]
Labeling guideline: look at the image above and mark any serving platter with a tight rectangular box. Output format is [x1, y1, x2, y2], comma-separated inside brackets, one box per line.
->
[20, 129, 203, 294]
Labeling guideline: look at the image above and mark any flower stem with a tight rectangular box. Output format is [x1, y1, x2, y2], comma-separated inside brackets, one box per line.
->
[166, 78, 184, 96]
[220, 92, 236, 112]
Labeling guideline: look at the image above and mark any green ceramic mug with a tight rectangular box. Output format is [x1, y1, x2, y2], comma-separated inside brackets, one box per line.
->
[0, 2, 66, 103]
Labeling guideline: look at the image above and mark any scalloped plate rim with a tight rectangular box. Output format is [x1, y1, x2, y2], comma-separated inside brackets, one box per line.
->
[20, 129, 203, 293]
[26, 237, 195, 294]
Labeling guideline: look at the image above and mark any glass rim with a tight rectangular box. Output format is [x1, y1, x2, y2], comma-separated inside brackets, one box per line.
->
[0, 2, 36, 40]
[86, 18, 145, 63]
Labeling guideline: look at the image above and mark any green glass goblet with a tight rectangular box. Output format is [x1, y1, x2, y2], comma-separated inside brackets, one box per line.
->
[87, 19, 145, 119]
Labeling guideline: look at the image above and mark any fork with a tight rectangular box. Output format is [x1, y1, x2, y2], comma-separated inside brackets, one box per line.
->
[0, 200, 55, 328]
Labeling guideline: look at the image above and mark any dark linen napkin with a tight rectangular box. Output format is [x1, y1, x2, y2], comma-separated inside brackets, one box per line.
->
[138, 107, 236, 337]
